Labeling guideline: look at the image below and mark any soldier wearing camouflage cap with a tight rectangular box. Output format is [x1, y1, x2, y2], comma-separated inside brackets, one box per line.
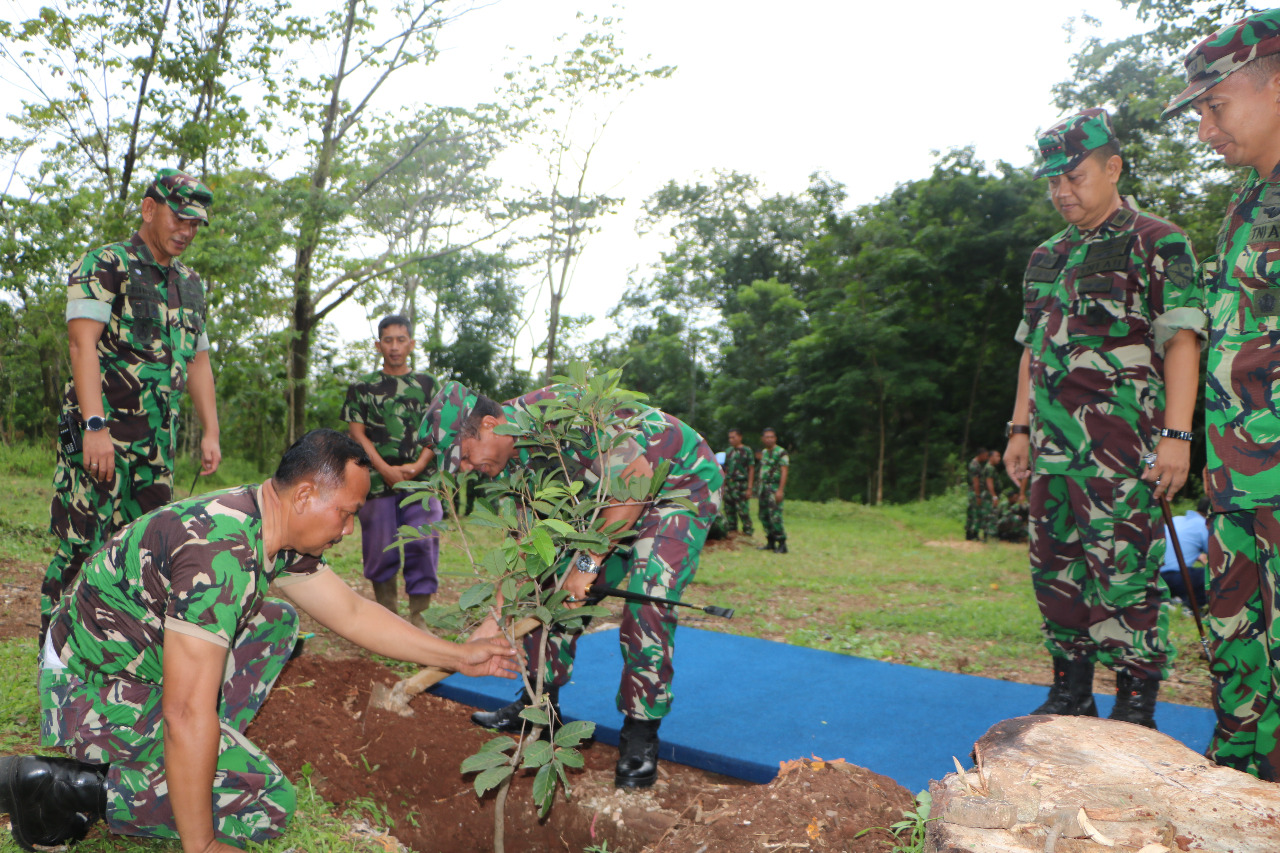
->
[2, 430, 516, 851]
[1003, 108, 1207, 730]
[1163, 8, 1280, 780]
[42, 169, 223, 647]
[420, 379, 723, 789]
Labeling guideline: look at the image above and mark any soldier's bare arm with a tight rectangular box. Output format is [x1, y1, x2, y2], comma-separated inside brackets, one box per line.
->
[186, 351, 221, 476]
[162, 629, 241, 853]
[1004, 349, 1033, 482]
[776, 463, 788, 502]
[67, 318, 113, 483]
[284, 570, 518, 676]
[1142, 328, 1200, 499]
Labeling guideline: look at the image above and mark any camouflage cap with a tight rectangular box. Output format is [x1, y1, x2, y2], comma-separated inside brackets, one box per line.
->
[1163, 9, 1280, 119]
[150, 168, 212, 224]
[1033, 108, 1118, 178]
[418, 380, 478, 473]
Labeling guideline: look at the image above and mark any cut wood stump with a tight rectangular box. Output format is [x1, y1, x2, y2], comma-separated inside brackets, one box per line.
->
[929, 715, 1280, 853]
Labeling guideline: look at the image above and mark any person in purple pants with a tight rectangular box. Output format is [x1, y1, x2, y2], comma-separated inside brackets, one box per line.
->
[341, 315, 441, 627]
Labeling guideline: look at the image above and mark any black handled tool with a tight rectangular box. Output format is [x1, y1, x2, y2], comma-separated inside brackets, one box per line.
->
[597, 586, 734, 619]
[1158, 496, 1212, 661]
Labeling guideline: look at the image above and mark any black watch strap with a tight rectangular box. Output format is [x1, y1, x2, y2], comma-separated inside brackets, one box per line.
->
[1005, 421, 1031, 438]
[1157, 428, 1194, 442]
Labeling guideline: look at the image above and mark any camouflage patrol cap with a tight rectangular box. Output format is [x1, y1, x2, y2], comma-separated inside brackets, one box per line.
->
[150, 168, 212, 224]
[1033, 108, 1118, 178]
[419, 380, 478, 473]
[1163, 9, 1280, 119]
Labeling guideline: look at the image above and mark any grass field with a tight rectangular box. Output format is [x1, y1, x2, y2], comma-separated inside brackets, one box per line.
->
[0, 444, 1216, 851]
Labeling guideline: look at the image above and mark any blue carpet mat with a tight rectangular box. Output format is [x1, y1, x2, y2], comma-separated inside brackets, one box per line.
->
[432, 626, 1217, 793]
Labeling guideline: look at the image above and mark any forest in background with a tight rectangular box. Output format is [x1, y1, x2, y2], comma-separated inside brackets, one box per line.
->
[0, 0, 1254, 503]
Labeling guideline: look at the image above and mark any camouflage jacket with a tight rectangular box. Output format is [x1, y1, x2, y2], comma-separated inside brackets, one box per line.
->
[342, 370, 436, 497]
[723, 445, 754, 483]
[505, 386, 723, 520]
[1204, 166, 1280, 512]
[1015, 198, 1207, 479]
[758, 446, 789, 493]
[981, 461, 1001, 496]
[63, 233, 208, 437]
[967, 458, 985, 496]
[48, 486, 325, 687]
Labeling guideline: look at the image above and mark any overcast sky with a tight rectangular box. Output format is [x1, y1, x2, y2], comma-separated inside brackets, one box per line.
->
[373, 0, 1149, 364]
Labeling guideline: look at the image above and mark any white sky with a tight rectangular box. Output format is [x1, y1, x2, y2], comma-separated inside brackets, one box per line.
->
[368, 0, 1147, 366]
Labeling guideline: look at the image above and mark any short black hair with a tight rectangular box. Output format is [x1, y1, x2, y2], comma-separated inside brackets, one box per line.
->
[458, 394, 505, 441]
[1241, 52, 1280, 88]
[976, 447, 989, 456]
[1197, 497, 1211, 515]
[1088, 141, 1122, 169]
[762, 427, 777, 435]
[274, 428, 371, 490]
[143, 185, 166, 206]
[378, 314, 412, 338]
[728, 428, 742, 437]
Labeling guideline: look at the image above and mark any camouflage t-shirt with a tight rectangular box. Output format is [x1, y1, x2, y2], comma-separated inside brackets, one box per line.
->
[758, 446, 789, 493]
[504, 386, 723, 519]
[48, 485, 325, 686]
[1203, 167, 1280, 512]
[981, 461, 1000, 494]
[342, 371, 436, 496]
[1015, 198, 1207, 479]
[63, 233, 209, 447]
[967, 458, 985, 493]
[723, 445, 754, 483]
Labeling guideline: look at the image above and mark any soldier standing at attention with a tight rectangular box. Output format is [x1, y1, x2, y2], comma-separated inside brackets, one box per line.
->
[342, 314, 440, 627]
[965, 448, 992, 541]
[43, 170, 221, 646]
[1003, 108, 1206, 729]
[1163, 8, 1280, 779]
[757, 427, 789, 554]
[983, 449, 1004, 541]
[722, 428, 755, 537]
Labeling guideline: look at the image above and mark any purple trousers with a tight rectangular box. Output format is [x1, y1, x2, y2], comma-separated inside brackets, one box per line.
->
[357, 492, 442, 595]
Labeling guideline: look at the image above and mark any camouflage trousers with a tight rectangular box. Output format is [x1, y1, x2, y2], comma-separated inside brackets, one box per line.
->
[523, 493, 719, 720]
[1205, 509, 1280, 781]
[1028, 474, 1172, 680]
[966, 494, 993, 541]
[44, 441, 173, 643]
[758, 489, 786, 543]
[722, 479, 753, 535]
[39, 599, 298, 842]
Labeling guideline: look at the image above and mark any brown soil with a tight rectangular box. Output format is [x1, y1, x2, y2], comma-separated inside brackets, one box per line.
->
[248, 654, 915, 853]
[0, 557, 41, 640]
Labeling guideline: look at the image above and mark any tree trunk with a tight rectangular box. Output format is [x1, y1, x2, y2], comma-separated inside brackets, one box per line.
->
[918, 439, 929, 503]
[543, 288, 562, 384]
[119, 0, 173, 201]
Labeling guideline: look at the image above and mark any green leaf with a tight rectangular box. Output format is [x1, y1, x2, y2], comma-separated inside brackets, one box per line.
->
[529, 526, 555, 565]
[553, 719, 595, 747]
[458, 583, 493, 612]
[541, 518, 576, 536]
[479, 735, 517, 753]
[533, 763, 557, 816]
[460, 750, 510, 774]
[554, 747, 585, 768]
[519, 706, 551, 726]
[521, 739, 553, 768]
[472, 765, 514, 797]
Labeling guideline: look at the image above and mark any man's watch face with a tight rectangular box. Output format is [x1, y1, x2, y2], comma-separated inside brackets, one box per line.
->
[85, 416, 106, 432]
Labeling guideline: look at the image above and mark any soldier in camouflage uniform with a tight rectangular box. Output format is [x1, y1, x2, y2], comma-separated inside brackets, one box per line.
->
[721, 428, 755, 535]
[43, 169, 222, 646]
[343, 314, 440, 627]
[0, 430, 515, 851]
[982, 450, 1004, 541]
[420, 381, 722, 788]
[1003, 108, 1206, 729]
[757, 427, 790, 553]
[965, 448, 993, 541]
[1164, 9, 1280, 779]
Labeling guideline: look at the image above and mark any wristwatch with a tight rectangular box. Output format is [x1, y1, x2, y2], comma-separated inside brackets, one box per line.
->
[1157, 428, 1194, 442]
[84, 415, 107, 432]
[1005, 421, 1031, 438]
[574, 552, 600, 575]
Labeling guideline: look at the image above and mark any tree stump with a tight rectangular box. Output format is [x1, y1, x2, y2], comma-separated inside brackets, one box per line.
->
[929, 715, 1280, 852]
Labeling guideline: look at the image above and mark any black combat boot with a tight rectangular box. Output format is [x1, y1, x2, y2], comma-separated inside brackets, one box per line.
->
[758, 536, 776, 552]
[1109, 672, 1160, 729]
[0, 755, 107, 851]
[1031, 657, 1098, 717]
[470, 686, 560, 734]
[615, 716, 661, 788]
[775, 539, 788, 554]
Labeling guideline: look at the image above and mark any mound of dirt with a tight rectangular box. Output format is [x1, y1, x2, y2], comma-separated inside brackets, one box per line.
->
[248, 655, 916, 852]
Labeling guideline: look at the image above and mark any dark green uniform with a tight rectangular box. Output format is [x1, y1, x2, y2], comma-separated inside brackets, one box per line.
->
[757, 445, 788, 546]
[44, 234, 210, 642]
[722, 444, 754, 535]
